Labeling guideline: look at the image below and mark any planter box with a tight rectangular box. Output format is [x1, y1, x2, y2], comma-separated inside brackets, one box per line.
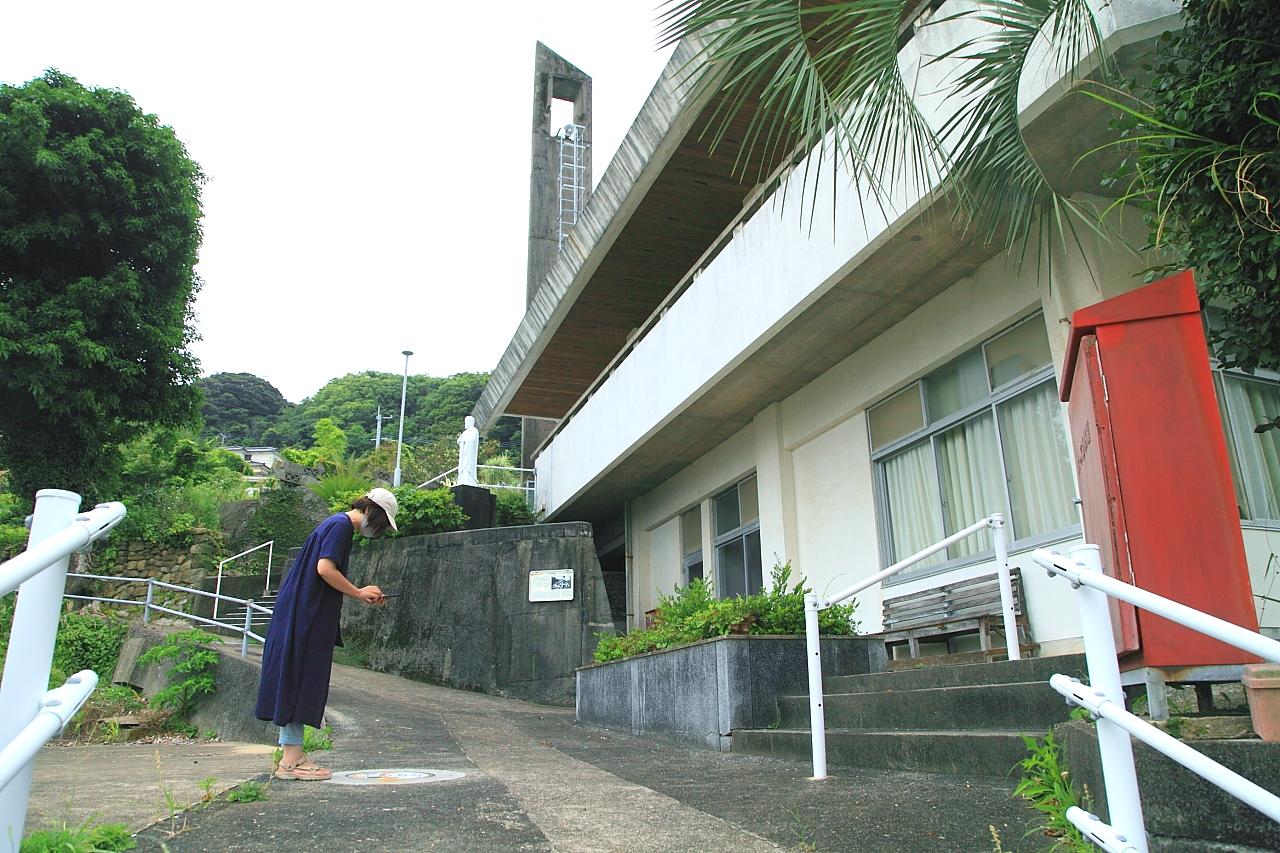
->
[576, 634, 887, 750]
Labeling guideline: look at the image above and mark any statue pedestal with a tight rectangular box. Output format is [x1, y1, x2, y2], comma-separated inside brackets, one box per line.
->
[451, 485, 496, 530]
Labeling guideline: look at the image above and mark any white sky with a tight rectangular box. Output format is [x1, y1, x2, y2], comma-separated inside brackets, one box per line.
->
[1, 1, 676, 403]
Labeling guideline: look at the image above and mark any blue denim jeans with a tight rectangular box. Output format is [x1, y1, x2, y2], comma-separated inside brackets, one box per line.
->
[278, 722, 304, 746]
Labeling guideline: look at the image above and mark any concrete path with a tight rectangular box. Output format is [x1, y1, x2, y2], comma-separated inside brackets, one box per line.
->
[29, 663, 1037, 852]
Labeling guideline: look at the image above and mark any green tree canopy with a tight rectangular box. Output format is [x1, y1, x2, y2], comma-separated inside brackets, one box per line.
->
[259, 370, 519, 454]
[0, 70, 204, 501]
[197, 372, 288, 445]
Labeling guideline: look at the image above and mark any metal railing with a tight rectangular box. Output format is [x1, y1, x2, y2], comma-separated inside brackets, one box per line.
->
[1032, 545, 1280, 853]
[419, 464, 536, 508]
[65, 573, 272, 658]
[804, 513, 1017, 779]
[0, 490, 126, 847]
[212, 539, 274, 620]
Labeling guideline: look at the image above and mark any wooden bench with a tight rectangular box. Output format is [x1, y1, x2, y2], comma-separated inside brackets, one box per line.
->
[881, 568, 1033, 660]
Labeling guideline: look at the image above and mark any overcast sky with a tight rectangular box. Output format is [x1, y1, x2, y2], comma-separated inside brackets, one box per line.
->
[1, 1, 676, 403]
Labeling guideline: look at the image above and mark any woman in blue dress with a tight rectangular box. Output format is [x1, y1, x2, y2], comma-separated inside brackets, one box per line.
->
[255, 487, 397, 780]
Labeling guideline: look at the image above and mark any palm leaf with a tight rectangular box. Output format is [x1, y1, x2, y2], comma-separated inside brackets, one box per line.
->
[659, 0, 1124, 264]
[658, 0, 943, 201]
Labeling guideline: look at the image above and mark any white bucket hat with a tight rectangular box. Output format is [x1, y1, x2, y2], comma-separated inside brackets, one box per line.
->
[365, 487, 399, 532]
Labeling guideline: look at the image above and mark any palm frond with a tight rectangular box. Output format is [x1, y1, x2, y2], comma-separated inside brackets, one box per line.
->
[660, 0, 1126, 265]
[931, 0, 1113, 257]
[658, 0, 943, 201]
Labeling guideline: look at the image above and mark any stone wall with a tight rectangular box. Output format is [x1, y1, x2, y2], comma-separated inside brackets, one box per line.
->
[340, 522, 614, 706]
[74, 529, 225, 608]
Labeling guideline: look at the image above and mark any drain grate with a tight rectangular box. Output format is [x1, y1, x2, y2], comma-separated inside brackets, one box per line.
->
[327, 769, 466, 786]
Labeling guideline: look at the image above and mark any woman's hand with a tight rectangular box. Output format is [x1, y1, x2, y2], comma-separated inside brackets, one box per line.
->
[357, 585, 385, 605]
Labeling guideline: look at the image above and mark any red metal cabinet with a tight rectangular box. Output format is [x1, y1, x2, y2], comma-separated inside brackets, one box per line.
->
[1060, 270, 1259, 669]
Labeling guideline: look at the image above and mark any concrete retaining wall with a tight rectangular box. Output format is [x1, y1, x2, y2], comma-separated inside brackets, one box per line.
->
[114, 623, 275, 745]
[577, 635, 888, 750]
[339, 522, 614, 706]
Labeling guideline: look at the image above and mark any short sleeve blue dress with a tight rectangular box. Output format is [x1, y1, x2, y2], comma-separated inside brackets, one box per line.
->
[255, 512, 354, 728]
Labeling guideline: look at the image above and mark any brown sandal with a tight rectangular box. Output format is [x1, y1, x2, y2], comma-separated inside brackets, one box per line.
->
[275, 758, 332, 781]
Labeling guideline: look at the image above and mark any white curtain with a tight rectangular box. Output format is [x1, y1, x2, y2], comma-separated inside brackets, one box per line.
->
[884, 442, 943, 567]
[1223, 376, 1280, 521]
[998, 382, 1077, 539]
[936, 413, 1001, 557]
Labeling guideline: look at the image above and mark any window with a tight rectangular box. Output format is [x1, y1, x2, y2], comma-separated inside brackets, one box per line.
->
[1204, 307, 1280, 525]
[681, 507, 704, 583]
[713, 476, 762, 597]
[1216, 371, 1280, 523]
[869, 315, 1078, 579]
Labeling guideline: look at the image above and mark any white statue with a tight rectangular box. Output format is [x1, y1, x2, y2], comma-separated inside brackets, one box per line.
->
[457, 416, 480, 486]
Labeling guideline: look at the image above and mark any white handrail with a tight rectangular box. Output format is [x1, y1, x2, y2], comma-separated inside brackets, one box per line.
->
[213, 539, 274, 620]
[0, 491, 125, 846]
[419, 467, 458, 488]
[805, 512, 1017, 779]
[1033, 545, 1280, 853]
[0, 502, 126, 597]
[1033, 549, 1280, 663]
[1050, 674, 1280, 821]
[0, 670, 98, 792]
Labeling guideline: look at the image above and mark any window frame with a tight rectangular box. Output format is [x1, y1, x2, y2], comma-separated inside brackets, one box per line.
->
[869, 315, 1081, 585]
[681, 507, 705, 584]
[712, 476, 763, 598]
[1214, 366, 1280, 529]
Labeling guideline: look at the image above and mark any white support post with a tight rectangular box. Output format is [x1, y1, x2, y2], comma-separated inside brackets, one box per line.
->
[143, 578, 154, 624]
[1070, 544, 1149, 853]
[263, 541, 274, 595]
[213, 562, 224, 622]
[0, 489, 82, 849]
[240, 601, 253, 658]
[804, 592, 828, 780]
[989, 514, 1020, 661]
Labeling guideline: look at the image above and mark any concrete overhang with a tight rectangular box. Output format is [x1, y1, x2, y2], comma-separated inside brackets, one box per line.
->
[539, 23, 1177, 529]
[472, 34, 793, 429]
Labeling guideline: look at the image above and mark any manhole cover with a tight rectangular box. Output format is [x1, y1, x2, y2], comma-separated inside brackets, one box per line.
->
[327, 769, 465, 786]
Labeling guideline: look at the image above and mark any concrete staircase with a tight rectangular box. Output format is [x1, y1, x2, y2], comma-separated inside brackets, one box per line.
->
[214, 591, 275, 635]
[735, 652, 1280, 850]
[733, 653, 1087, 777]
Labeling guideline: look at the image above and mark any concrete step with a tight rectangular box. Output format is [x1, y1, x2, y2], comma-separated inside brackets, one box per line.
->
[1060, 719, 1280, 852]
[779, 681, 1072, 732]
[733, 727, 1030, 777]
[825, 652, 1086, 695]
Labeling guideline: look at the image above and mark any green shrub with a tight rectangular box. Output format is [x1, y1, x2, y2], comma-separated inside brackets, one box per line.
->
[331, 486, 468, 539]
[21, 821, 135, 853]
[248, 488, 317, 551]
[593, 562, 859, 663]
[225, 780, 267, 804]
[392, 486, 467, 536]
[303, 724, 333, 752]
[51, 612, 129, 679]
[137, 629, 220, 718]
[495, 489, 537, 527]
[1012, 729, 1092, 851]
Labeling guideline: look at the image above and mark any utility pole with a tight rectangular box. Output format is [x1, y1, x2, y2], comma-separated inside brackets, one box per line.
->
[393, 351, 413, 487]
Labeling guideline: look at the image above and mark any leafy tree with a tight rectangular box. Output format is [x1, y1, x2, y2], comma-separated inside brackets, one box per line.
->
[311, 418, 348, 467]
[111, 429, 249, 544]
[197, 373, 289, 445]
[0, 70, 204, 501]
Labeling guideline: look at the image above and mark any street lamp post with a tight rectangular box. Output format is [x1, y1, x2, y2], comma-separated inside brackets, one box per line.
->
[393, 350, 413, 487]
